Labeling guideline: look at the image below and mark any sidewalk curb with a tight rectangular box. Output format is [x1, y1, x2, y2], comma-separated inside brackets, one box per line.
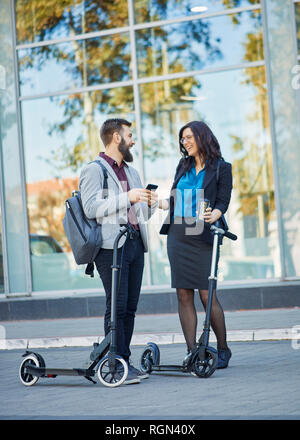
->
[0, 327, 296, 350]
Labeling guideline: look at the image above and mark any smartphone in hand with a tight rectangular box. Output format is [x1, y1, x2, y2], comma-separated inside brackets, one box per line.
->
[146, 184, 158, 191]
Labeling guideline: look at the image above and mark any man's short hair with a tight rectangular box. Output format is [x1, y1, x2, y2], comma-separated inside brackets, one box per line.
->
[100, 118, 132, 147]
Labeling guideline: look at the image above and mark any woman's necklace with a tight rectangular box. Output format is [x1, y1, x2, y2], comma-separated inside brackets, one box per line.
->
[195, 161, 205, 175]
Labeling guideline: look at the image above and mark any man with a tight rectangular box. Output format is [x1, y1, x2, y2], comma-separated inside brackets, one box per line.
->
[79, 118, 157, 385]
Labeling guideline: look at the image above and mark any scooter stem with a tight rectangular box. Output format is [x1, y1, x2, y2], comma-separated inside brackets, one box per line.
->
[202, 229, 220, 347]
[110, 224, 130, 356]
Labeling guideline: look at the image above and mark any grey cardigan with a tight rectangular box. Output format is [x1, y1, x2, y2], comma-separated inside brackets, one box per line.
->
[79, 156, 156, 250]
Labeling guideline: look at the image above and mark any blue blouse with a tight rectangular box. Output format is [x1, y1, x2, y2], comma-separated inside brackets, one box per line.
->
[174, 165, 206, 218]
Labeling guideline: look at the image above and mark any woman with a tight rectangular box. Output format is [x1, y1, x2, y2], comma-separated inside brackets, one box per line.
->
[159, 120, 233, 369]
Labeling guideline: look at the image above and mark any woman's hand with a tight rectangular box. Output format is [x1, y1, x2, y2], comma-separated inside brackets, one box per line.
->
[148, 190, 158, 207]
[202, 207, 222, 224]
[158, 199, 169, 210]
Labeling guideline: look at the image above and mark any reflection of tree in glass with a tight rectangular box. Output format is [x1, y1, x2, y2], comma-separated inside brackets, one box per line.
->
[16, 1, 132, 251]
[17, 0, 131, 173]
[43, 88, 134, 174]
[296, 3, 300, 53]
[222, 0, 260, 14]
[137, 10, 226, 160]
[140, 77, 203, 160]
[224, 8, 274, 229]
[16, 0, 129, 43]
[134, 0, 182, 23]
[134, 0, 260, 23]
[0, 2, 15, 140]
[16, 0, 231, 169]
[136, 21, 223, 77]
[139, 2, 262, 160]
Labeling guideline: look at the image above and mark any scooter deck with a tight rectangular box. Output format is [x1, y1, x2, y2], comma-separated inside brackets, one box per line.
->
[25, 366, 95, 378]
[152, 365, 189, 373]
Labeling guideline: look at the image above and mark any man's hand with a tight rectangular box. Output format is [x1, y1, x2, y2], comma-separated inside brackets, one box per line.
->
[128, 188, 151, 204]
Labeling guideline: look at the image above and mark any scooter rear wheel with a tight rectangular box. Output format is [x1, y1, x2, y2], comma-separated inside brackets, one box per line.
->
[192, 347, 218, 378]
[97, 356, 128, 387]
[19, 354, 41, 386]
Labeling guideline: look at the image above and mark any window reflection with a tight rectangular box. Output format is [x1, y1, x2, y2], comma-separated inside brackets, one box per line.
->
[141, 66, 280, 284]
[135, 9, 263, 78]
[296, 3, 300, 54]
[134, 0, 260, 24]
[16, 0, 129, 44]
[21, 87, 142, 291]
[18, 33, 131, 96]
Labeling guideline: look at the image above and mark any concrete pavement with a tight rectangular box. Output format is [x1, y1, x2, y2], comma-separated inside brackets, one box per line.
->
[1, 340, 300, 419]
[1, 307, 300, 350]
[1, 307, 300, 419]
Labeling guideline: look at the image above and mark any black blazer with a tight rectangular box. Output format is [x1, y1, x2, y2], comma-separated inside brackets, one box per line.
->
[160, 157, 233, 244]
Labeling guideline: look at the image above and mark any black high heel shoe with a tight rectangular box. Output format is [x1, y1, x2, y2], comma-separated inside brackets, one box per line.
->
[217, 348, 232, 369]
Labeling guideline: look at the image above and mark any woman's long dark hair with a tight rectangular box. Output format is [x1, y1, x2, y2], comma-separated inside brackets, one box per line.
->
[178, 121, 222, 174]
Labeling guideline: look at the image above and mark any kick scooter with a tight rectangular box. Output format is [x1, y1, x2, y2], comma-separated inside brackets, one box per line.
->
[19, 224, 131, 388]
[139, 221, 237, 378]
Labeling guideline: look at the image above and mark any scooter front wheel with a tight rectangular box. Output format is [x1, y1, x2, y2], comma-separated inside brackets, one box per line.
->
[192, 346, 218, 378]
[19, 354, 42, 386]
[139, 343, 160, 374]
[97, 356, 128, 387]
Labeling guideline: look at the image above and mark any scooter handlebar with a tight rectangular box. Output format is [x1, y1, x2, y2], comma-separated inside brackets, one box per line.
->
[223, 230, 238, 241]
[209, 223, 238, 241]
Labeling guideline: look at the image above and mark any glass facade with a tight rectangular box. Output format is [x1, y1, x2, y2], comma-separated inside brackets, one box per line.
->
[143, 65, 278, 283]
[18, 34, 132, 96]
[263, 0, 300, 279]
[295, 1, 300, 55]
[22, 87, 136, 291]
[0, 0, 299, 295]
[0, 0, 32, 295]
[15, 0, 129, 44]
[135, 9, 263, 78]
[133, 0, 260, 24]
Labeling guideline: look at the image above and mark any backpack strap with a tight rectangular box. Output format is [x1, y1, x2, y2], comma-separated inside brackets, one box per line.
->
[93, 160, 108, 198]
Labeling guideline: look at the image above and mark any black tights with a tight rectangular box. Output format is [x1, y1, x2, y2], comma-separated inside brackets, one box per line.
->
[176, 288, 228, 351]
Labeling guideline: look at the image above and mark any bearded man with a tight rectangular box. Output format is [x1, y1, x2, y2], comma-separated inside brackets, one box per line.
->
[79, 119, 157, 385]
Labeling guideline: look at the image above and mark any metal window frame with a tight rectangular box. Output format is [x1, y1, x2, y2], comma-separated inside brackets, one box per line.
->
[15, 2, 265, 102]
[0, 120, 10, 294]
[260, 0, 288, 280]
[11, 0, 33, 295]
[291, 0, 300, 121]
[128, 0, 152, 287]
[18, 60, 266, 102]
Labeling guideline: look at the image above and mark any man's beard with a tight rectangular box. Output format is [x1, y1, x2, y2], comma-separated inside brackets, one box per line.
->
[118, 136, 133, 163]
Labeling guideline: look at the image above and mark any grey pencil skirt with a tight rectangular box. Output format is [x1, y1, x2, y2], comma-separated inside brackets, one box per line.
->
[167, 218, 214, 290]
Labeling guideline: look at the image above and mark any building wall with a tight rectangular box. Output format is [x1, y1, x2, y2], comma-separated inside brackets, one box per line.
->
[0, 0, 300, 297]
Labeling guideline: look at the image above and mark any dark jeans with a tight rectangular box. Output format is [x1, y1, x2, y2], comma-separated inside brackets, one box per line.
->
[94, 233, 144, 361]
